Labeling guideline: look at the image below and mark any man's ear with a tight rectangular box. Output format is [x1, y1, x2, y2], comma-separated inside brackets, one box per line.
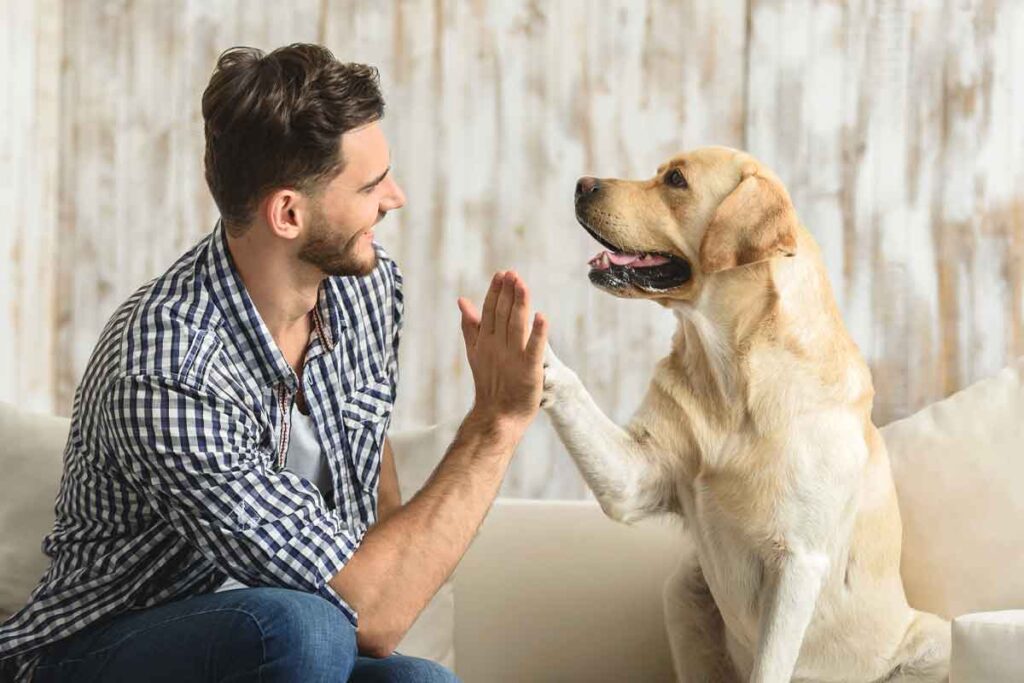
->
[264, 188, 303, 240]
[698, 165, 798, 274]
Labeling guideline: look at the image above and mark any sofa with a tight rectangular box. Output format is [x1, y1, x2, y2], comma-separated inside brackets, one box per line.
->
[2, 357, 1023, 681]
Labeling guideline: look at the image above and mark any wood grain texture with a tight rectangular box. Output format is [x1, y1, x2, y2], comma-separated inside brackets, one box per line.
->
[0, 0, 61, 413]
[747, 0, 1024, 424]
[54, 0, 324, 409]
[2, 0, 1022, 498]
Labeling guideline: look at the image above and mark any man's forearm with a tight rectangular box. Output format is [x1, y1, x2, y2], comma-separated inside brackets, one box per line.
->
[329, 409, 521, 656]
[375, 438, 402, 523]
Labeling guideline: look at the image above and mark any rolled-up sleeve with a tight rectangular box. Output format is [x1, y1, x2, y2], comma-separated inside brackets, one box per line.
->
[102, 373, 363, 622]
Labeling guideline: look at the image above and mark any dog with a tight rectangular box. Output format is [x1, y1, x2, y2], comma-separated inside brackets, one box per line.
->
[541, 147, 950, 682]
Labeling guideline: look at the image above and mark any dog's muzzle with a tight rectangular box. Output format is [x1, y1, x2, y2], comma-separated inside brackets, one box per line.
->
[575, 180, 692, 292]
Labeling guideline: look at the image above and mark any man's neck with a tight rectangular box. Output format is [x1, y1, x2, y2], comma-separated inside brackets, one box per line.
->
[225, 226, 321, 349]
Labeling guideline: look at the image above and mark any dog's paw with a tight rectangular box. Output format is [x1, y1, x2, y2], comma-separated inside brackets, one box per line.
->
[541, 344, 579, 408]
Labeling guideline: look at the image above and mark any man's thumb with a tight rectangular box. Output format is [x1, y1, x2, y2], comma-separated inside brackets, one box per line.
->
[458, 297, 480, 348]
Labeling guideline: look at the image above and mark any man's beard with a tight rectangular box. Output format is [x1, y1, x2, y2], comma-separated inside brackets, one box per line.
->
[297, 204, 378, 277]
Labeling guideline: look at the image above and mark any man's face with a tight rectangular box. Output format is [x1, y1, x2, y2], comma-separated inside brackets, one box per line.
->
[298, 121, 405, 277]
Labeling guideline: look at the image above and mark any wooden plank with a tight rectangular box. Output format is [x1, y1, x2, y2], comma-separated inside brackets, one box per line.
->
[0, 0, 62, 413]
[937, 0, 1024, 399]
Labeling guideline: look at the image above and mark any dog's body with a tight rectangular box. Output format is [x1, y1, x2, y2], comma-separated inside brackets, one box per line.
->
[543, 148, 949, 682]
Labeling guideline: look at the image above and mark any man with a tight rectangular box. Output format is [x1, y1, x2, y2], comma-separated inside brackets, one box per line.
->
[0, 44, 547, 682]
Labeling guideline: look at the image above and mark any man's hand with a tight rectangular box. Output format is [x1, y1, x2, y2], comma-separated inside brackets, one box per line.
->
[457, 271, 547, 433]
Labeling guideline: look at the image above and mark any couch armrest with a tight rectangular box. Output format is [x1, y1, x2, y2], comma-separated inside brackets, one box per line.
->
[0, 402, 69, 618]
[452, 498, 683, 682]
[951, 610, 1024, 682]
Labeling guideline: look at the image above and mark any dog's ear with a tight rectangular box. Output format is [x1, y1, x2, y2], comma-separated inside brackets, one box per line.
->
[698, 164, 798, 274]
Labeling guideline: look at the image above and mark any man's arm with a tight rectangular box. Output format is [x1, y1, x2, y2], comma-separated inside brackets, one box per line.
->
[330, 270, 547, 657]
[376, 438, 401, 523]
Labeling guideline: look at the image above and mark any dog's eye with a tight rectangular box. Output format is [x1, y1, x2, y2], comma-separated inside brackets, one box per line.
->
[666, 168, 688, 189]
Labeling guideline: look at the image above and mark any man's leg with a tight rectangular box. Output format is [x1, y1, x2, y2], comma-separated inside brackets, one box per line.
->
[33, 587, 357, 683]
[350, 654, 459, 682]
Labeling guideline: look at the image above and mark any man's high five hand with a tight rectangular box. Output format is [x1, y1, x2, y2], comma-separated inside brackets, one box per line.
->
[457, 271, 548, 433]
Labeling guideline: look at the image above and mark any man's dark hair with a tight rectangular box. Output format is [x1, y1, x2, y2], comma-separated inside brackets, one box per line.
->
[202, 43, 384, 233]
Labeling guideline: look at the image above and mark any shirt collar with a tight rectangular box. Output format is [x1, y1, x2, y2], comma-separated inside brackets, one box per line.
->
[207, 220, 344, 390]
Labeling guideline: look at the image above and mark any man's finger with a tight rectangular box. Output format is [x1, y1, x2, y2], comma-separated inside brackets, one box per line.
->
[525, 312, 549, 365]
[457, 297, 481, 349]
[493, 271, 516, 343]
[481, 271, 503, 335]
[507, 278, 530, 349]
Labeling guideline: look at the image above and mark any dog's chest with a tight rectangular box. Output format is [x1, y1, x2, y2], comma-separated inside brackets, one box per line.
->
[675, 416, 867, 646]
[676, 436, 804, 644]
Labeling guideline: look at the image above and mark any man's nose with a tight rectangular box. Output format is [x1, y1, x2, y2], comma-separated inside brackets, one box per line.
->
[575, 176, 601, 199]
[384, 178, 406, 211]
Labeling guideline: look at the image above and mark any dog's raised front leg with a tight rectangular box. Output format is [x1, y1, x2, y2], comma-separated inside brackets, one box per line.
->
[750, 551, 829, 683]
[542, 345, 673, 523]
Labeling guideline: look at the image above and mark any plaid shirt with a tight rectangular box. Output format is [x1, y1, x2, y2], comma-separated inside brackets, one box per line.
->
[0, 221, 402, 679]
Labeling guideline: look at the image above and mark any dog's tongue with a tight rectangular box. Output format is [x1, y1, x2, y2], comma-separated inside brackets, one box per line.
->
[608, 252, 641, 266]
[589, 251, 670, 270]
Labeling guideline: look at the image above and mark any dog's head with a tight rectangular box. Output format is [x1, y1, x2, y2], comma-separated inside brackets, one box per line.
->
[575, 146, 798, 302]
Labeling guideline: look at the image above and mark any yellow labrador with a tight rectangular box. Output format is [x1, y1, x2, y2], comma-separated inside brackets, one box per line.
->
[542, 147, 950, 682]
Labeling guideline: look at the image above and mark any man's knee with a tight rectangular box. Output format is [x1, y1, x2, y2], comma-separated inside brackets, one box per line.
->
[353, 654, 460, 683]
[239, 588, 357, 681]
[390, 657, 459, 683]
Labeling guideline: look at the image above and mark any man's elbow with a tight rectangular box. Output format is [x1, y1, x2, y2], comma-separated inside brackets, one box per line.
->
[356, 616, 405, 659]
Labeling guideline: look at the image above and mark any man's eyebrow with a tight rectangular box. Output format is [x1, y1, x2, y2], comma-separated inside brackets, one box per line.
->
[359, 166, 390, 192]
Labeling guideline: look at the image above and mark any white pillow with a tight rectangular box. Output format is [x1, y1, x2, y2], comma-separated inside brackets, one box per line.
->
[390, 421, 461, 498]
[882, 357, 1024, 620]
[951, 610, 1024, 682]
[390, 420, 462, 670]
[0, 403, 69, 620]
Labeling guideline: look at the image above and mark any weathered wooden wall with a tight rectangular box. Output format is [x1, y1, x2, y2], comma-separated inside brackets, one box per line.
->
[747, 0, 1024, 421]
[2, 0, 1022, 499]
[1, 0, 61, 413]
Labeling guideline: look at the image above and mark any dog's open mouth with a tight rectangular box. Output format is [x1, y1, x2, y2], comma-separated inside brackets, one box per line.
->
[580, 223, 692, 292]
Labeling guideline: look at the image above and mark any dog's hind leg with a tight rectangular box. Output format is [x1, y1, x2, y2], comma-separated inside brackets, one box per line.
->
[664, 554, 742, 683]
[881, 611, 950, 682]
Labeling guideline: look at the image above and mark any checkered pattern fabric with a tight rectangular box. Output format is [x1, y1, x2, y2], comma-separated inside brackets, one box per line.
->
[0, 221, 402, 679]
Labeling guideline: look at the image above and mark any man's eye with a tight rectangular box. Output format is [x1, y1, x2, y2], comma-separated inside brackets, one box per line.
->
[666, 168, 688, 189]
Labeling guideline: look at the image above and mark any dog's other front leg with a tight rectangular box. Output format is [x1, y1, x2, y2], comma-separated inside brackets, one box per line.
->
[750, 551, 829, 683]
[664, 551, 742, 683]
[542, 345, 673, 523]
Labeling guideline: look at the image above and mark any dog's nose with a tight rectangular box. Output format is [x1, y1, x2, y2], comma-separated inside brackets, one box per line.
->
[575, 176, 600, 198]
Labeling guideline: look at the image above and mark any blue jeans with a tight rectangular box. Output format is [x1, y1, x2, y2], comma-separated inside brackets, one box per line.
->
[32, 587, 459, 682]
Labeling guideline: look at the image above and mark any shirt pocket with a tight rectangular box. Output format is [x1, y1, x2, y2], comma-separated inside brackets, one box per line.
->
[340, 378, 393, 428]
[339, 377, 393, 493]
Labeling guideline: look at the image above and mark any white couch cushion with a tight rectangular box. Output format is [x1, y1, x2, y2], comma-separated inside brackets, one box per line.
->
[0, 403, 69, 620]
[453, 498, 682, 682]
[951, 610, 1024, 682]
[389, 421, 462, 670]
[882, 357, 1024, 620]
